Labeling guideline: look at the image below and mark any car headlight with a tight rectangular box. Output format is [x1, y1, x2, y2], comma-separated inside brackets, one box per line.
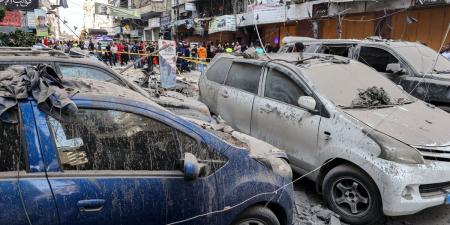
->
[259, 156, 293, 181]
[367, 130, 425, 164]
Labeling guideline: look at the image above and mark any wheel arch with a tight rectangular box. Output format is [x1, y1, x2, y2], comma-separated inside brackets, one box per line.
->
[315, 158, 380, 196]
[233, 202, 288, 225]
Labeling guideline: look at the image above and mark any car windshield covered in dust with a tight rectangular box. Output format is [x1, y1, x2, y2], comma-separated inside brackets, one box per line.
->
[199, 53, 450, 225]
[279, 37, 450, 112]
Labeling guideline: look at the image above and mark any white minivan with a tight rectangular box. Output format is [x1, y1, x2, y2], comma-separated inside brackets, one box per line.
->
[199, 53, 450, 225]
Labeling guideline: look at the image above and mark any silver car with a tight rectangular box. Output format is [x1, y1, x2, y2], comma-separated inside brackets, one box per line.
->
[199, 53, 450, 225]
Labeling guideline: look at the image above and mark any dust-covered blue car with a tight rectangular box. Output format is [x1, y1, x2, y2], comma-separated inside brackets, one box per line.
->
[0, 66, 294, 225]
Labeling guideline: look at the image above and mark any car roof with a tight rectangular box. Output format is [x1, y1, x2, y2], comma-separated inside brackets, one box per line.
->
[215, 52, 352, 68]
[66, 78, 168, 112]
[0, 55, 112, 69]
[282, 36, 425, 48]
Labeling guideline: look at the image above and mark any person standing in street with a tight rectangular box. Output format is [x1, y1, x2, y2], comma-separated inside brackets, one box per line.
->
[198, 44, 207, 75]
[111, 42, 118, 66]
[122, 43, 130, 65]
[105, 43, 112, 66]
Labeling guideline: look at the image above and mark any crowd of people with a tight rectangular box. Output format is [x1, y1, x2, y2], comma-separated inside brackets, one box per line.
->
[43, 37, 283, 74]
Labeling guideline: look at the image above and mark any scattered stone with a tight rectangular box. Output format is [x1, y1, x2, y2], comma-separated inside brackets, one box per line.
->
[329, 215, 341, 225]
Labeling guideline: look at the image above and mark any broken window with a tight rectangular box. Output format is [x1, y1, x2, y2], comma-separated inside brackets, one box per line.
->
[319, 45, 352, 57]
[59, 65, 113, 81]
[358, 47, 399, 73]
[0, 108, 25, 172]
[225, 62, 262, 94]
[47, 109, 226, 173]
[206, 58, 233, 84]
[264, 69, 306, 107]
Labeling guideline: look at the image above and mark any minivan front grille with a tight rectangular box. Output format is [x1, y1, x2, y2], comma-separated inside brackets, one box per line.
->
[419, 181, 450, 198]
[417, 148, 450, 162]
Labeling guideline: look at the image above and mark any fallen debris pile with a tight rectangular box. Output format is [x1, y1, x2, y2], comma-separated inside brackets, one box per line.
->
[352, 86, 392, 107]
[295, 190, 344, 225]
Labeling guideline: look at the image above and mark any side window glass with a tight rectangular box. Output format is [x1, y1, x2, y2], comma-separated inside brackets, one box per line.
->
[206, 58, 233, 84]
[47, 109, 181, 171]
[264, 68, 306, 106]
[0, 109, 25, 172]
[321, 45, 351, 57]
[358, 47, 399, 72]
[59, 65, 113, 81]
[225, 62, 261, 94]
[175, 131, 227, 176]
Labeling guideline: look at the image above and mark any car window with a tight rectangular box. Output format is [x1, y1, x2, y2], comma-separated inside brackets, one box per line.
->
[225, 62, 262, 94]
[206, 58, 233, 84]
[47, 109, 225, 173]
[320, 45, 351, 57]
[0, 109, 25, 172]
[59, 65, 113, 81]
[264, 68, 306, 107]
[358, 47, 399, 72]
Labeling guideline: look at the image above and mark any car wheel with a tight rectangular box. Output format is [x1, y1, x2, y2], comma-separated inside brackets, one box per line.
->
[232, 206, 280, 225]
[322, 164, 383, 225]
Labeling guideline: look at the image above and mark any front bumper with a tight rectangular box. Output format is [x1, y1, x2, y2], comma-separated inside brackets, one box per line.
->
[370, 160, 450, 216]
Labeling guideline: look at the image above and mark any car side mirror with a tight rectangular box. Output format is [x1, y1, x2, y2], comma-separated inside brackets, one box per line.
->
[183, 153, 202, 180]
[386, 63, 406, 74]
[298, 96, 317, 112]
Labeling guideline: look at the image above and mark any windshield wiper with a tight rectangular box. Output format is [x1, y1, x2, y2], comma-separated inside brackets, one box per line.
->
[338, 104, 395, 109]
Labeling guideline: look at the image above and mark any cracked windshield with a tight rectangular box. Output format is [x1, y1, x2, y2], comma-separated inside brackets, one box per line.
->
[1, 0, 450, 225]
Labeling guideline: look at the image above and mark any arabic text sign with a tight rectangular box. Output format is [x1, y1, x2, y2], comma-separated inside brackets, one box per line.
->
[0, 0, 39, 10]
[0, 11, 21, 27]
[94, 2, 141, 19]
[158, 40, 177, 89]
[208, 15, 236, 34]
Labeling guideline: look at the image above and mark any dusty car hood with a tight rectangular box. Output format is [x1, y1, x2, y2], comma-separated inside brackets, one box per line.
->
[183, 117, 287, 159]
[343, 102, 450, 147]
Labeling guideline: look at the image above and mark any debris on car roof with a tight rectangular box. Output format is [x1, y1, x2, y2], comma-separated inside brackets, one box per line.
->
[351, 86, 392, 108]
[0, 64, 78, 123]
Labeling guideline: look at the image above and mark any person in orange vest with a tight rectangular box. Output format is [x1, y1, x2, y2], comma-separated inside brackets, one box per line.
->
[197, 43, 207, 75]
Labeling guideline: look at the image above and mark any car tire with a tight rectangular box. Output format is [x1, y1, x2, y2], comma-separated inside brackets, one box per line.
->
[322, 164, 383, 225]
[232, 206, 280, 225]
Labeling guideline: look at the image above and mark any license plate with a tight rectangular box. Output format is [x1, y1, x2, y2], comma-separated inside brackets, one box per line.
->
[446, 194, 450, 205]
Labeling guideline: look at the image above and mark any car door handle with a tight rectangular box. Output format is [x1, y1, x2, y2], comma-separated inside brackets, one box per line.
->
[77, 199, 106, 213]
[220, 90, 229, 98]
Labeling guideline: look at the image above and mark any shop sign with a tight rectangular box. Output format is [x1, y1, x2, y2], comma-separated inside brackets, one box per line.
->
[26, 11, 35, 28]
[130, 29, 139, 37]
[148, 17, 160, 28]
[0, 11, 21, 27]
[0, 0, 39, 11]
[160, 15, 171, 28]
[247, 1, 285, 24]
[208, 15, 236, 34]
